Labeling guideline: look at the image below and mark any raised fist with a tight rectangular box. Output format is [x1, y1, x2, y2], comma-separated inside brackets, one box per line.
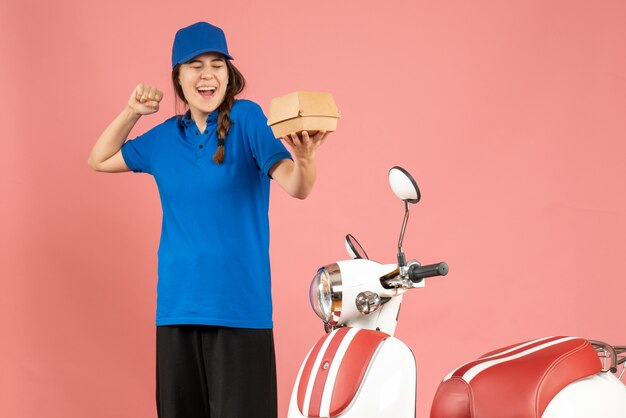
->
[128, 84, 163, 115]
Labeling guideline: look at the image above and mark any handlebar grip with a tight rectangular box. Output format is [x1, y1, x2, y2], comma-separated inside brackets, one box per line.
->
[408, 262, 449, 283]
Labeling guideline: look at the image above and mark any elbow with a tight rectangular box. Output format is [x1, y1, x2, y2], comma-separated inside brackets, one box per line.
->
[87, 156, 98, 171]
[291, 189, 311, 200]
[87, 156, 102, 172]
[291, 182, 315, 200]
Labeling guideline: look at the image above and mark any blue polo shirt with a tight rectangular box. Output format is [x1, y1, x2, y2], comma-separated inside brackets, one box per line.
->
[121, 99, 291, 328]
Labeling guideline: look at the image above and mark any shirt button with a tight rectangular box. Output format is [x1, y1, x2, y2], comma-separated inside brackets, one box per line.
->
[195, 132, 198, 135]
[204, 130, 208, 134]
[199, 145, 203, 149]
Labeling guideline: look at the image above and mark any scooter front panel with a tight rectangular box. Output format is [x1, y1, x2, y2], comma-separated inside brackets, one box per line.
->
[289, 327, 416, 418]
[296, 327, 389, 417]
[431, 336, 601, 418]
[297, 328, 352, 414]
[329, 329, 391, 415]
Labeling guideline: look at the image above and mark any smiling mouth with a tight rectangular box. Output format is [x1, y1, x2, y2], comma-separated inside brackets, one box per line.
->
[197, 87, 217, 98]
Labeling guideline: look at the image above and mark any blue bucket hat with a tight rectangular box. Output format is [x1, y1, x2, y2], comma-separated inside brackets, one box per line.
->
[172, 22, 234, 68]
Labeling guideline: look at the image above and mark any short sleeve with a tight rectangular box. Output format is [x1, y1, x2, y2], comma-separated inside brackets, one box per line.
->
[243, 102, 292, 177]
[121, 127, 158, 174]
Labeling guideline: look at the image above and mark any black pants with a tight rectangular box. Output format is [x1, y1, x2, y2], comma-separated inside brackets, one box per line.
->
[156, 325, 277, 418]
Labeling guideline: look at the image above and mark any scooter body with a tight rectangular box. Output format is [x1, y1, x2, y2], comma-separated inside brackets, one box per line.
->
[289, 166, 626, 417]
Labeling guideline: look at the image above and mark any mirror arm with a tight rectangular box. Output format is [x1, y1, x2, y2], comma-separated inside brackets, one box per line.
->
[397, 200, 410, 272]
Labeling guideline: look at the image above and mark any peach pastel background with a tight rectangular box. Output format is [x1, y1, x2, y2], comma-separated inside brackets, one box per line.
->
[1, 1, 625, 417]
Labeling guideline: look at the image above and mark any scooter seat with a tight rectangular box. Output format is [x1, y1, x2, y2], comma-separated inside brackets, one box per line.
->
[430, 336, 601, 418]
[296, 327, 390, 418]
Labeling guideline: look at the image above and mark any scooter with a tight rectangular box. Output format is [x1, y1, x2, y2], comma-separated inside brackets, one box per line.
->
[287, 166, 626, 418]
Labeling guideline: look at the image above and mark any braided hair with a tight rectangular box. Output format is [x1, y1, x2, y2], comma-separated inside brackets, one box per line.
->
[172, 58, 246, 164]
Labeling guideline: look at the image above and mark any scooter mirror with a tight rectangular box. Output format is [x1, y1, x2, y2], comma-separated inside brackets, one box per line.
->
[345, 234, 369, 260]
[389, 166, 421, 204]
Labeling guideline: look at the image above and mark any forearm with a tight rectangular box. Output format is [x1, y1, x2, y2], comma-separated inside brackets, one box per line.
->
[278, 157, 317, 200]
[88, 106, 141, 167]
[272, 130, 328, 199]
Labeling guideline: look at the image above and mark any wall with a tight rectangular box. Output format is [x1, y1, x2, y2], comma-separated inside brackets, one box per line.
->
[1, 1, 625, 417]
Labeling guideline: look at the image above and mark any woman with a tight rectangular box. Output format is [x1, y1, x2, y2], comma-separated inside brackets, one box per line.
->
[87, 21, 327, 418]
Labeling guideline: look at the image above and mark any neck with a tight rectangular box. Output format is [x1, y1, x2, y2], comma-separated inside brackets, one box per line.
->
[188, 107, 217, 133]
[190, 108, 209, 125]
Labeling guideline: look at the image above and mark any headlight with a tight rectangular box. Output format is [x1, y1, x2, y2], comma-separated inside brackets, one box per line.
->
[309, 263, 342, 325]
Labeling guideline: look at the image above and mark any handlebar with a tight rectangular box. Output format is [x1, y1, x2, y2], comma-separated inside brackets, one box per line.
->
[408, 262, 449, 284]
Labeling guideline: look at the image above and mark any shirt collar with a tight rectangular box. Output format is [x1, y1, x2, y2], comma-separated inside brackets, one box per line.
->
[178, 108, 219, 128]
